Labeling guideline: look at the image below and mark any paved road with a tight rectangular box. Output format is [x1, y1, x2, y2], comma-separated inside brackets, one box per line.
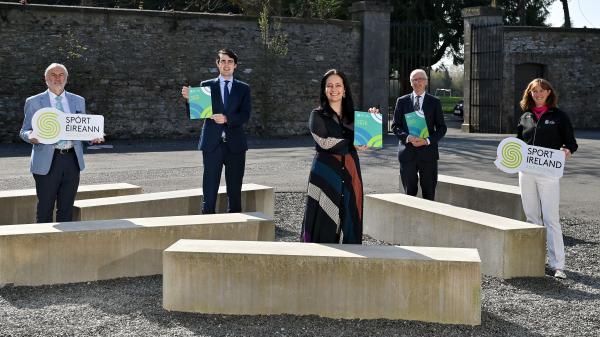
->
[1, 116, 598, 218]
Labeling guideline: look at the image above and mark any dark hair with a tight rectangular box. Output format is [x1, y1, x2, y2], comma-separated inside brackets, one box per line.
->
[216, 48, 238, 64]
[520, 78, 558, 111]
[319, 69, 355, 123]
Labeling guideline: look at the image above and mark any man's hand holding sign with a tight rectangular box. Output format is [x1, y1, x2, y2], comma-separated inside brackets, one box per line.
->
[30, 107, 104, 145]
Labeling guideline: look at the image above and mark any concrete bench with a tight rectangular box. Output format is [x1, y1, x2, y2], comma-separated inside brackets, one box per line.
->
[0, 183, 143, 226]
[364, 193, 545, 278]
[73, 183, 274, 221]
[163, 240, 481, 325]
[0, 212, 274, 286]
[431, 175, 525, 221]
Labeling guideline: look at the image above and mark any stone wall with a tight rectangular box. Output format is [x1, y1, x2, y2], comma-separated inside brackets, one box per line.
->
[0, 3, 361, 142]
[502, 26, 600, 131]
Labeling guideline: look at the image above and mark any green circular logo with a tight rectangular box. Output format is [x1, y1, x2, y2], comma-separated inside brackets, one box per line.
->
[35, 111, 61, 139]
[501, 141, 522, 169]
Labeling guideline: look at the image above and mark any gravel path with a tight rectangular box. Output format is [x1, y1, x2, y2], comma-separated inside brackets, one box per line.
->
[1, 192, 598, 337]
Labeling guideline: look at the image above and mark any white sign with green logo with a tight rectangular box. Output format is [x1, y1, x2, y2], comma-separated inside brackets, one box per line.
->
[494, 137, 565, 178]
[31, 108, 104, 144]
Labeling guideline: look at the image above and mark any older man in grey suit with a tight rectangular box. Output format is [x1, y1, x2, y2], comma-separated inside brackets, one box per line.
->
[20, 63, 103, 223]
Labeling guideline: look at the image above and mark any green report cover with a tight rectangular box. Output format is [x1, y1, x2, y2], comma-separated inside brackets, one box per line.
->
[354, 111, 383, 148]
[405, 111, 429, 138]
[189, 86, 213, 119]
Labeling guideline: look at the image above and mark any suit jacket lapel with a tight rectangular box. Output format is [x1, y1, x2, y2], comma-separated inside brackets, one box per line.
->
[227, 79, 241, 113]
[422, 94, 432, 118]
[210, 78, 223, 113]
[421, 94, 428, 114]
[65, 91, 78, 113]
[41, 90, 51, 108]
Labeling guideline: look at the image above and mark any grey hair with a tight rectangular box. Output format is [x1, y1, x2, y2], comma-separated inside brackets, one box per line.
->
[44, 63, 69, 77]
[409, 69, 427, 80]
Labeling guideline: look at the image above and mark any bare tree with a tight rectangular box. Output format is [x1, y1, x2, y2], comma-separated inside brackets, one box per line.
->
[560, 0, 571, 28]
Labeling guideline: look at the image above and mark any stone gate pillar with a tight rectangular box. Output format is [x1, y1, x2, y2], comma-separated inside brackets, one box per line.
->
[351, 1, 392, 130]
[462, 6, 504, 133]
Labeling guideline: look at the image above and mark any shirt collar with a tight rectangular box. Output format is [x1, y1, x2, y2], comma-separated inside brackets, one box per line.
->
[47, 89, 66, 101]
[218, 75, 234, 84]
[412, 91, 425, 99]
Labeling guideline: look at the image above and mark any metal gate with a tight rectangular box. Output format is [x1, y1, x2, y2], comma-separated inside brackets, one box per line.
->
[469, 23, 503, 133]
[389, 21, 432, 132]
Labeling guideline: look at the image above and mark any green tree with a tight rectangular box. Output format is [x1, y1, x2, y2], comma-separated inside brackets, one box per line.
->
[391, 0, 487, 66]
[281, 0, 348, 19]
[389, 0, 554, 66]
[431, 64, 452, 91]
[501, 0, 554, 25]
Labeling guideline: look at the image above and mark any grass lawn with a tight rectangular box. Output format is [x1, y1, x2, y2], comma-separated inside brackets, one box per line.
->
[438, 96, 463, 114]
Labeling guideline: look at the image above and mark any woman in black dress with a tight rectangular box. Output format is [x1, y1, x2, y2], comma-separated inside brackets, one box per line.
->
[300, 69, 367, 244]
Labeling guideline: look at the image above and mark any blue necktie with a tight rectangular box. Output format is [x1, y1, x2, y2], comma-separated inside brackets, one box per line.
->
[56, 95, 64, 112]
[224, 80, 230, 109]
[55, 96, 70, 149]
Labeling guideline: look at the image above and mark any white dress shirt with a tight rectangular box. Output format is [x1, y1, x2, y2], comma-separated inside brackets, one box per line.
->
[218, 75, 233, 106]
[48, 90, 73, 149]
[48, 90, 71, 113]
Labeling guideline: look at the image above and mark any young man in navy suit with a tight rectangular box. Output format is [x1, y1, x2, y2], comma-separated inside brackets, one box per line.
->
[20, 63, 103, 222]
[391, 69, 446, 201]
[182, 49, 252, 214]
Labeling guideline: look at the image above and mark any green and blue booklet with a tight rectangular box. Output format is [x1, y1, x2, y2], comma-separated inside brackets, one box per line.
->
[189, 86, 213, 119]
[354, 111, 383, 148]
[405, 111, 429, 138]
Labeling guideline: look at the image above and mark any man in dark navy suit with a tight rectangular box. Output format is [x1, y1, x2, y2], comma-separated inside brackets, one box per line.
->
[391, 69, 446, 201]
[182, 49, 252, 214]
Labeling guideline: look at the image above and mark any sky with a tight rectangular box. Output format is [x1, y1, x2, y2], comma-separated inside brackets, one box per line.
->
[546, 0, 600, 28]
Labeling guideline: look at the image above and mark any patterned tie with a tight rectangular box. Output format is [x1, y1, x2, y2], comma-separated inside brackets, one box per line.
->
[414, 95, 421, 111]
[223, 80, 230, 109]
[55, 95, 64, 112]
[54, 95, 71, 149]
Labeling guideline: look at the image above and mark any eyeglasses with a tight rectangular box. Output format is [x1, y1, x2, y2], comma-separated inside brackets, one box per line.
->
[411, 78, 427, 83]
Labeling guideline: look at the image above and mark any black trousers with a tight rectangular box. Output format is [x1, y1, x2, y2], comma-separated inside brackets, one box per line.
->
[201, 141, 246, 214]
[33, 151, 80, 223]
[400, 159, 438, 201]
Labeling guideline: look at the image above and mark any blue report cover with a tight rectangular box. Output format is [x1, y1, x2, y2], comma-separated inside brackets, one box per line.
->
[354, 111, 383, 148]
[189, 86, 213, 119]
[405, 111, 429, 138]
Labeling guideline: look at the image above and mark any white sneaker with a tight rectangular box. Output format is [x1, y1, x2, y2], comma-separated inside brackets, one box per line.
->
[554, 270, 567, 279]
